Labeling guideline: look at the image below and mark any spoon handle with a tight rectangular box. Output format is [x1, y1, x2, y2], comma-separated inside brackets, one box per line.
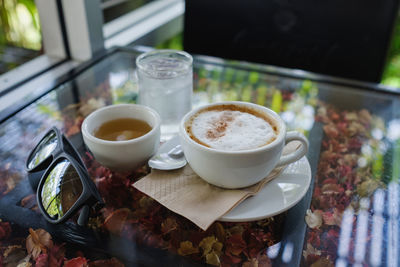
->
[168, 145, 184, 158]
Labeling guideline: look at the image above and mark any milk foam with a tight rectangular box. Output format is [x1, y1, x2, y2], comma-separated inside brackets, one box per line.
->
[190, 110, 277, 151]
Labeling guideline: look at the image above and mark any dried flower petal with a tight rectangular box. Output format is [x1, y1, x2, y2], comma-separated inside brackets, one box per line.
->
[34, 254, 49, 267]
[26, 228, 53, 260]
[88, 257, 124, 267]
[20, 194, 37, 210]
[302, 243, 321, 259]
[225, 234, 246, 257]
[358, 109, 372, 125]
[305, 209, 323, 229]
[177, 241, 199, 256]
[205, 251, 220, 266]
[357, 179, 382, 197]
[48, 244, 66, 267]
[0, 221, 12, 240]
[3, 246, 28, 266]
[310, 256, 334, 267]
[161, 218, 178, 235]
[322, 209, 342, 226]
[214, 222, 226, 243]
[17, 262, 32, 267]
[79, 98, 105, 117]
[242, 258, 258, 267]
[199, 236, 218, 256]
[139, 196, 154, 209]
[103, 208, 131, 235]
[227, 225, 244, 236]
[323, 124, 339, 138]
[321, 184, 341, 195]
[64, 257, 88, 267]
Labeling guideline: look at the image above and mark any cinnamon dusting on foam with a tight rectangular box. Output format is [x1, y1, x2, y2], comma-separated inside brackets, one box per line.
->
[186, 104, 279, 151]
[206, 111, 234, 140]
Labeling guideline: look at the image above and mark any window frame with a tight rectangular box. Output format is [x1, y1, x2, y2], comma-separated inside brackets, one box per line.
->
[103, 0, 184, 48]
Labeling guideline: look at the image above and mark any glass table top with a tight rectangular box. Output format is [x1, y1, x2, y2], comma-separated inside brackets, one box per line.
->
[0, 46, 399, 266]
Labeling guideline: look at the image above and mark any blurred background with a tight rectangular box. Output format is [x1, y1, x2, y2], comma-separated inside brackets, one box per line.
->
[0, 0, 42, 74]
[0, 0, 399, 86]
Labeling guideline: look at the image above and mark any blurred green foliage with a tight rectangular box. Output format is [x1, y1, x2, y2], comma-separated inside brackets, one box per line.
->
[155, 33, 183, 51]
[0, 0, 41, 50]
[381, 16, 400, 88]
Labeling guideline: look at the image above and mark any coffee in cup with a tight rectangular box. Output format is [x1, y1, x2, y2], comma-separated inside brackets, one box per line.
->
[185, 104, 279, 151]
[179, 101, 309, 189]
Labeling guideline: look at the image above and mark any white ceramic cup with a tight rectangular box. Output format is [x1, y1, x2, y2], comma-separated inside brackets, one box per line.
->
[179, 101, 309, 189]
[81, 104, 161, 171]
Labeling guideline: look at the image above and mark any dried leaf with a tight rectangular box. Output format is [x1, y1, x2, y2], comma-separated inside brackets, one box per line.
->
[26, 228, 53, 260]
[177, 241, 199, 256]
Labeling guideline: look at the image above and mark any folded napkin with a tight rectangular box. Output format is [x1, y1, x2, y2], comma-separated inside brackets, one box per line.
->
[133, 142, 299, 230]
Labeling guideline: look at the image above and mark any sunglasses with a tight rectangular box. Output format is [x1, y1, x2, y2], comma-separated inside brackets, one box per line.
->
[26, 127, 103, 226]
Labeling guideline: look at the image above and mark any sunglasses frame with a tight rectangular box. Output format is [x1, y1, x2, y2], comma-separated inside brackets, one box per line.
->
[26, 127, 103, 225]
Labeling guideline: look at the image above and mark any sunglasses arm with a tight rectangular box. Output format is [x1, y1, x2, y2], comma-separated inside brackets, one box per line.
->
[78, 205, 90, 226]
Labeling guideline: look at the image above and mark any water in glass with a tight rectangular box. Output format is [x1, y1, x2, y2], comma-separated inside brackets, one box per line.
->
[137, 50, 193, 140]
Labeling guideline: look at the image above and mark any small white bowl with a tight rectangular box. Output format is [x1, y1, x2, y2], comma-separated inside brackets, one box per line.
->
[81, 104, 161, 171]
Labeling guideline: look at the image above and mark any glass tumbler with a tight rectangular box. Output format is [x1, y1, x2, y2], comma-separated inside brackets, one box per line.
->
[136, 50, 193, 140]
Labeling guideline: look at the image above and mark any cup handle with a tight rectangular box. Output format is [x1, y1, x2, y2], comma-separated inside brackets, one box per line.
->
[276, 131, 309, 167]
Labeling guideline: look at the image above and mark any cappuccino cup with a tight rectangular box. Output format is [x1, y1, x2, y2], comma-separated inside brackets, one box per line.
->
[179, 101, 309, 189]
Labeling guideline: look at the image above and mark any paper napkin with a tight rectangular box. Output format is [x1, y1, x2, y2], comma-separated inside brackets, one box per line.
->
[133, 142, 299, 230]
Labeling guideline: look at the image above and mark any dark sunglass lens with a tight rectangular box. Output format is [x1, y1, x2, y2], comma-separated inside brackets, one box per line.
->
[28, 131, 58, 169]
[40, 159, 83, 220]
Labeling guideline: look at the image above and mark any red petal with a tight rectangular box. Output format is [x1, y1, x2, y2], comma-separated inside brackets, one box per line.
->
[64, 257, 88, 267]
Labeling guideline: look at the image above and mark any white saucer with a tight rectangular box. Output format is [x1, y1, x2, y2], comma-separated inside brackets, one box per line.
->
[219, 156, 312, 222]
